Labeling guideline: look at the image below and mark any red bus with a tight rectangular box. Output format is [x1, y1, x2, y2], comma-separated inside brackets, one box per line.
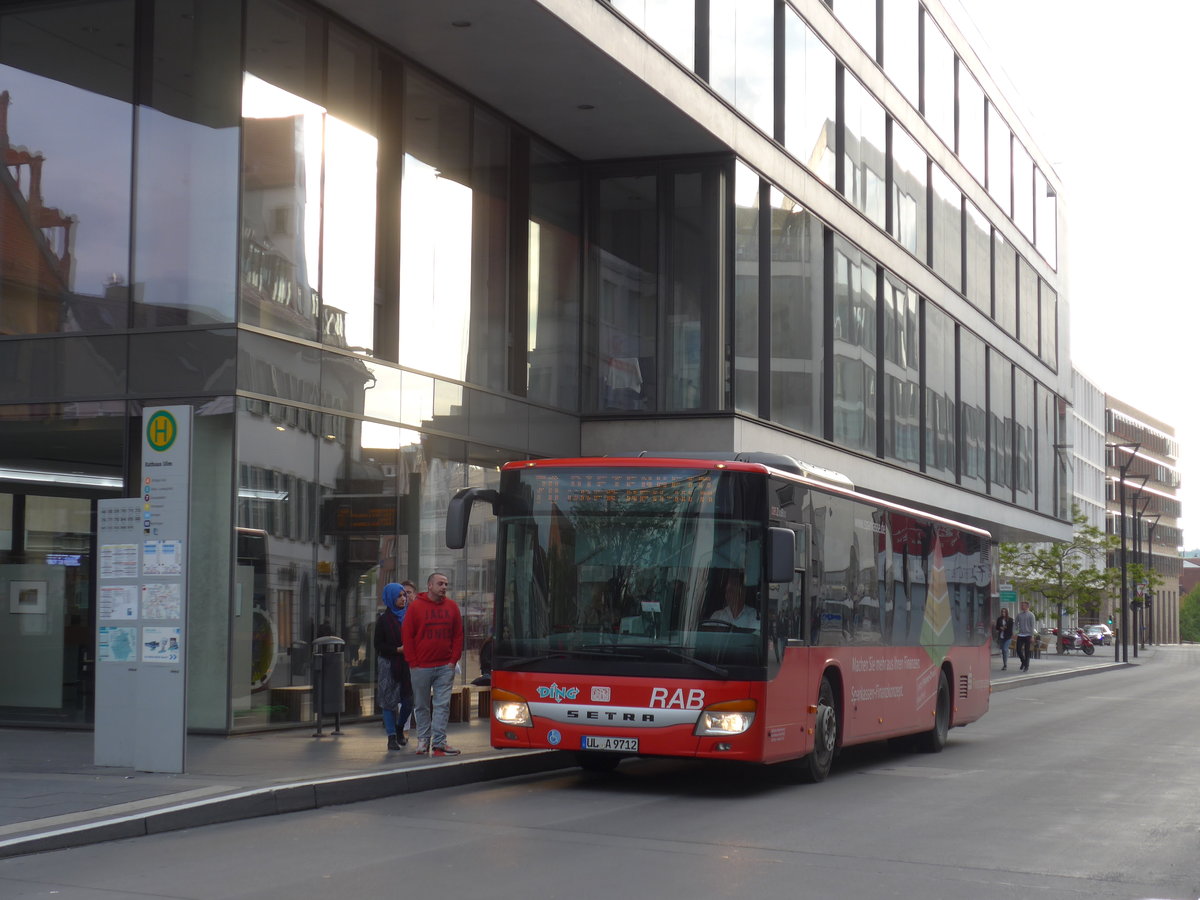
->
[447, 453, 995, 780]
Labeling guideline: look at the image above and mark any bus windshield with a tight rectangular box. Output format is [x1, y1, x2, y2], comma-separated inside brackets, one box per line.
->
[495, 466, 767, 673]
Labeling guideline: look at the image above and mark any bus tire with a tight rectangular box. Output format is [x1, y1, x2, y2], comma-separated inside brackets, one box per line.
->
[916, 668, 951, 753]
[575, 752, 622, 773]
[796, 677, 838, 782]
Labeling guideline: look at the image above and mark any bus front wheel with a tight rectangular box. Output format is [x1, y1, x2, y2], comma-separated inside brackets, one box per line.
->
[795, 677, 838, 783]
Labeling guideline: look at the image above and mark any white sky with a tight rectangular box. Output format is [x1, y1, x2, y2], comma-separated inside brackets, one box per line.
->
[950, 0, 1200, 549]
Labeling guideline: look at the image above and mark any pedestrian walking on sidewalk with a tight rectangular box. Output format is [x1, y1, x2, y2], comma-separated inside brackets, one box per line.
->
[1014, 599, 1037, 672]
[995, 607, 1014, 670]
[402, 572, 464, 757]
[375, 583, 414, 750]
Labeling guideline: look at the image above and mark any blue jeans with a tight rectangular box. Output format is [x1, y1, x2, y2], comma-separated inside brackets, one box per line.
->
[998, 637, 1010, 668]
[410, 664, 455, 748]
[381, 693, 414, 736]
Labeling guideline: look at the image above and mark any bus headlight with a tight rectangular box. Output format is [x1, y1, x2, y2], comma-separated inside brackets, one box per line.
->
[492, 687, 533, 727]
[694, 699, 756, 736]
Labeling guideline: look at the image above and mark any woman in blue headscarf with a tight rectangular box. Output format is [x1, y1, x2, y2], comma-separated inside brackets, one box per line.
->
[374, 582, 414, 750]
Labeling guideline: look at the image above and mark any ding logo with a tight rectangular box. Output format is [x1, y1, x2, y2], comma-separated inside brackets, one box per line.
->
[536, 683, 580, 703]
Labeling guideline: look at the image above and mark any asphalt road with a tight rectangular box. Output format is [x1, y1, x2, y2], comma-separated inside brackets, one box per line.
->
[2, 645, 1198, 900]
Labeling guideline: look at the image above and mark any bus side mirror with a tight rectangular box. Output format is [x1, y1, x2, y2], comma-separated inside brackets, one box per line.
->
[767, 527, 796, 583]
[446, 487, 500, 549]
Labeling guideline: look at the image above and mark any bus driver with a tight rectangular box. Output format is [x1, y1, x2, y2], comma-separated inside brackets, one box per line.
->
[711, 573, 760, 632]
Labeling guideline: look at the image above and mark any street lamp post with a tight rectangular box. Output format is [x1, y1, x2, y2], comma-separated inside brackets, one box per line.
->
[1107, 442, 1140, 665]
[1130, 486, 1149, 660]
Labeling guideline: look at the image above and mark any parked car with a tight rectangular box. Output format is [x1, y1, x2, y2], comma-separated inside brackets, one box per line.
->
[1085, 624, 1113, 646]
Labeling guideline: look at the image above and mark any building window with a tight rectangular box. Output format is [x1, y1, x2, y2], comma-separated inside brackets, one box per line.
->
[832, 237, 877, 455]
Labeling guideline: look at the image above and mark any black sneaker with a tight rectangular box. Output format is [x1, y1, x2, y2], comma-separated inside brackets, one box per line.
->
[387, 734, 400, 751]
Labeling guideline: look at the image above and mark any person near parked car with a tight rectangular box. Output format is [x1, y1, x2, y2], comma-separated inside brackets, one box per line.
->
[402, 572, 464, 757]
[1014, 599, 1037, 672]
[995, 607, 1014, 671]
[374, 582, 414, 751]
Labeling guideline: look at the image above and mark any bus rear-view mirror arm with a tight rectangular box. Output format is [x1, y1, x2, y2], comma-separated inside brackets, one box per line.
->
[446, 487, 501, 550]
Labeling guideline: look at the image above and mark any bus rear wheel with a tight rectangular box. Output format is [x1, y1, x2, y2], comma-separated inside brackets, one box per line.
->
[915, 669, 951, 753]
[795, 677, 837, 782]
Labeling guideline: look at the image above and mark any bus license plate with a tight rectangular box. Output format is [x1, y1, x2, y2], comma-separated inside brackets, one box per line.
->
[582, 736, 638, 752]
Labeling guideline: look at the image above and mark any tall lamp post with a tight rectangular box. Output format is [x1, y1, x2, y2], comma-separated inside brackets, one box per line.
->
[1107, 442, 1140, 664]
[1129, 483, 1149, 660]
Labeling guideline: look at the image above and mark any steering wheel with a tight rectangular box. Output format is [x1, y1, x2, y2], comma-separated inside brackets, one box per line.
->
[698, 619, 734, 631]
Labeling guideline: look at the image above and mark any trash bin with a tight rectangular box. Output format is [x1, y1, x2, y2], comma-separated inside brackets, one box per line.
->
[311, 636, 345, 736]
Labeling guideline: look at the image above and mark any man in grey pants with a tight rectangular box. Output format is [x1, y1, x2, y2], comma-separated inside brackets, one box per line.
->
[1014, 599, 1037, 672]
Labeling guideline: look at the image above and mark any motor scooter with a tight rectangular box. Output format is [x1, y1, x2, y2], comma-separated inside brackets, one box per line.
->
[1058, 627, 1095, 656]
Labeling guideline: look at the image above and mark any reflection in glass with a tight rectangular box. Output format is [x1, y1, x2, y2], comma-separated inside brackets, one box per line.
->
[1014, 368, 1033, 509]
[590, 174, 657, 411]
[989, 350, 1012, 501]
[785, 10, 836, 185]
[882, 0, 919, 105]
[527, 143, 581, 411]
[1018, 256, 1038, 353]
[987, 102, 1011, 215]
[890, 124, 927, 259]
[958, 67, 985, 183]
[609, 0, 695, 68]
[882, 273, 918, 470]
[710, 0, 775, 134]
[770, 189, 824, 436]
[924, 303, 955, 480]
[1035, 383, 1056, 512]
[964, 201, 990, 312]
[1035, 169, 1058, 267]
[959, 329, 986, 492]
[993, 231, 1017, 334]
[843, 75, 886, 229]
[666, 171, 718, 411]
[832, 239, 877, 455]
[836, 0, 877, 57]
[734, 162, 760, 415]
[930, 165, 962, 289]
[922, 14, 954, 147]
[0, 0, 134, 335]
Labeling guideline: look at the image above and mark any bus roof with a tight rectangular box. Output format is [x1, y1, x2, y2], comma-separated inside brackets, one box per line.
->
[502, 456, 992, 542]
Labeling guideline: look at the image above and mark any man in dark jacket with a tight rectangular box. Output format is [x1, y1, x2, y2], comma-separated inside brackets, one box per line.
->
[401, 572, 464, 756]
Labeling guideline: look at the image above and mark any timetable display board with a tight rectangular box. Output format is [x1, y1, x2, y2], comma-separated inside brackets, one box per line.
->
[94, 406, 192, 773]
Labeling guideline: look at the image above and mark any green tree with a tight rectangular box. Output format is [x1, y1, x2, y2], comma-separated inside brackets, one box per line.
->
[999, 507, 1121, 648]
[1181, 587, 1200, 643]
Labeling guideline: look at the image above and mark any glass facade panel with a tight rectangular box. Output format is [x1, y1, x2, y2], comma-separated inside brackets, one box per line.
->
[132, 0, 240, 328]
[0, 336, 127, 404]
[527, 143, 581, 411]
[1012, 140, 1034, 240]
[784, 9, 837, 185]
[1036, 382, 1056, 513]
[734, 162, 761, 415]
[923, 302, 955, 481]
[930, 165, 962, 289]
[1014, 367, 1033, 509]
[882, 273, 919, 470]
[0, 1, 134, 336]
[987, 102, 1011, 215]
[590, 174, 657, 411]
[1017, 255, 1038, 353]
[964, 200, 990, 312]
[890, 124, 927, 260]
[836, 0, 877, 57]
[770, 189, 824, 435]
[710, 0, 774, 134]
[988, 350, 1012, 501]
[128, 330, 237, 396]
[1040, 280, 1058, 368]
[922, 14, 954, 147]
[609, 0, 695, 68]
[993, 231, 1017, 334]
[843, 75, 886, 229]
[959, 329, 986, 492]
[882, 0, 919, 104]
[832, 238, 877, 454]
[958, 66, 985, 183]
[666, 170, 719, 411]
[1035, 169, 1058, 267]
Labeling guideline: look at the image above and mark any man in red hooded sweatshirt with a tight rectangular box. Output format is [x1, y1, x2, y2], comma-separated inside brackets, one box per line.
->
[401, 571, 464, 756]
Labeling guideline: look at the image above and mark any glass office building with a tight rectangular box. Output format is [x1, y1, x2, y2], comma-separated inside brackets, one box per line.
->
[0, 0, 1072, 731]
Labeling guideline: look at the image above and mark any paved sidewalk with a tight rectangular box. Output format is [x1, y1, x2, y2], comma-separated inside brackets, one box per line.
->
[0, 645, 1150, 859]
